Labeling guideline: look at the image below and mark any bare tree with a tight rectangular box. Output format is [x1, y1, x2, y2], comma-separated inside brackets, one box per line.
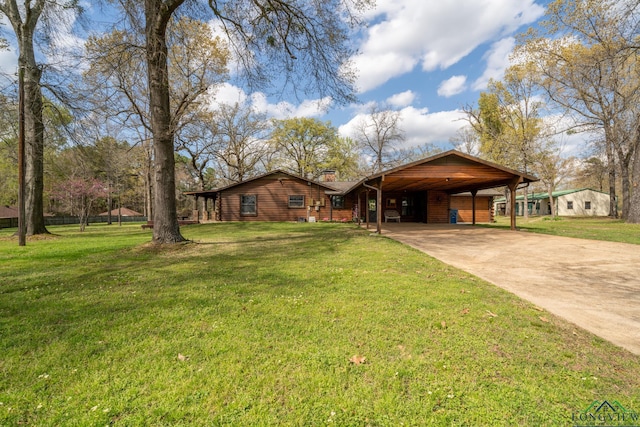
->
[211, 102, 271, 184]
[86, 6, 229, 242]
[352, 104, 405, 172]
[111, 0, 369, 243]
[449, 126, 480, 156]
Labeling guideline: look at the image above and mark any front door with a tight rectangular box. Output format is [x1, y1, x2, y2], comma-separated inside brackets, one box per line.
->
[413, 191, 427, 223]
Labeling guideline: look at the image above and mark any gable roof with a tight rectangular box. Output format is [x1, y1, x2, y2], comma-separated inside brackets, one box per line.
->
[98, 207, 144, 216]
[0, 205, 18, 218]
[342, 150, 538, 195]
[184, 169, 339, 197]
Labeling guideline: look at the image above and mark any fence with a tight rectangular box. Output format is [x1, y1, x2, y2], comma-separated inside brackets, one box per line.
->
[0, 216, 148, 229]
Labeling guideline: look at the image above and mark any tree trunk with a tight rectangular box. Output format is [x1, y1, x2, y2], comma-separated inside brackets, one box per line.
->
[145, 0, 185, 243]
[628, 147, 640, 223]
[144, 135, 153, 219]
[606, 139, 618, 218]
[504, 188, 511, 216]
[619, 160, 631, 220]
[547, 184, 556, 217]
[3, 0, 50, 236]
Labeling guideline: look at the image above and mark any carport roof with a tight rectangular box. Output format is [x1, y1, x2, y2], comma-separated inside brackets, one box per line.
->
[343, 150, 538, 194]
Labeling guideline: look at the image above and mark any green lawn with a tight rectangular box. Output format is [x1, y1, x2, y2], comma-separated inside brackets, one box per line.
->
[490, 215, 640, 244]
[1, 222, 639, 425]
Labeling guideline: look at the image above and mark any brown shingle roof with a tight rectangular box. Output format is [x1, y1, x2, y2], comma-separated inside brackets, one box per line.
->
[0, 205, 18, 218]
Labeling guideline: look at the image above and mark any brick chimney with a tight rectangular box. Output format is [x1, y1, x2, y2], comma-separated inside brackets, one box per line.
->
[321, 169, 336, 182]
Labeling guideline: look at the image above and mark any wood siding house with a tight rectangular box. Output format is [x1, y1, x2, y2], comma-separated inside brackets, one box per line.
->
[186, 151, 538, 231]
[185, 170, 356, 222]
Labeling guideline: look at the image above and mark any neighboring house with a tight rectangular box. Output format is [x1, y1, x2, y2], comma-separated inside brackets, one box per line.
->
[0, 206, 18, 228]
[494, 188, 611, 217]
[0, 205, 18, 219]
[186, 151, 537, 230]
[98, 207, 144, 217]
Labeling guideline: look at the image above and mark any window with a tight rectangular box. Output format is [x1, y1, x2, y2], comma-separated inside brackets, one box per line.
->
[567, 201, 573, 210]
[332, 195, 344, 209]
[288, 195, 305, 208]
[241, 194, 257, 215]
[585, 201, 591, 210]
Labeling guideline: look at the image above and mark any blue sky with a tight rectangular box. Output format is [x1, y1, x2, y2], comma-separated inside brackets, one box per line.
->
[1, 0, 552, 152]
[211, 0, 550, 150]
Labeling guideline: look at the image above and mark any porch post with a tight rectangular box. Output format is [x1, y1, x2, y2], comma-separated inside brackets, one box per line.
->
[357, 192, 361, 226]
[329, 195, 334, 221]
[471, 189, 477, 225]
[193, 195, 199, 221]
[365, 190, 370, 229]
[204, 197, 209, 221]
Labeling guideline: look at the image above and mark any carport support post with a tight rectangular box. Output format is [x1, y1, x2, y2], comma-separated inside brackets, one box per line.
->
[471, 189, 477, 225]
[376, 178, 383, 234]
[508, 177, 523, 230]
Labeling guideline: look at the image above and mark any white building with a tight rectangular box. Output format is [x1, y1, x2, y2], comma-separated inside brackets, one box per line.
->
[494, 188, 611, 217]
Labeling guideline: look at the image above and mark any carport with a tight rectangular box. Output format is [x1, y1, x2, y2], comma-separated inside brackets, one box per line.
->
[347, 151, 538, 233]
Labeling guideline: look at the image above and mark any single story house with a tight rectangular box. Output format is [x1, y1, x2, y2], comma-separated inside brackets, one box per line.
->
[0, 205, 18, 219]
[494, 188, 611, 217]
[0, 205, 18, 229]
[186, 150, 538, 231]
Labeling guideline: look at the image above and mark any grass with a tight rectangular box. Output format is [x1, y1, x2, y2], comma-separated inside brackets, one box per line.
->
[0, 222, 639, 425]
[489, 215, 640, 245]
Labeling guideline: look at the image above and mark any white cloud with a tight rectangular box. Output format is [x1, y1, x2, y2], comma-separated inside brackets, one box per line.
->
[209, 83, 249, 106]
[0, 47, 18, 77]
[45, 4, 87, 70]
[472, 37, 516, 91]
[339, 106, 466, 149]
[399, 107, 467, 148]
[352, 50, 417, 93]
[353, 0, 544, 92]
[208, 83, 332, 119]
[387, 90, 416, 108]
[437, 75, 467, 97]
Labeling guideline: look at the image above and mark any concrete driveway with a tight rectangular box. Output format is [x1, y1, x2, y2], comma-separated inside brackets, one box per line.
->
[381, 223, 640, 355]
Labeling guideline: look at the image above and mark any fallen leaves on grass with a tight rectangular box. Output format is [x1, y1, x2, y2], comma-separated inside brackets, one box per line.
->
[349, 355, 367, 365]
[486, 310, 498, 318]
[177, 353, 189, 362]
[461, 308, 470, 315]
